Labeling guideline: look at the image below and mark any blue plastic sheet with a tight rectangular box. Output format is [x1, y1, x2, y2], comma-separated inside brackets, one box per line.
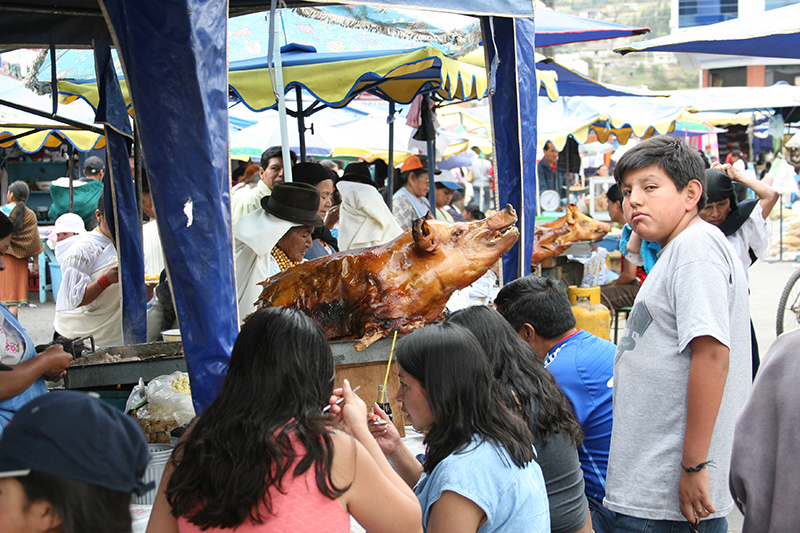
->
[93, 41, 146, 345]
[484, 17, 537, 281]
[100, 0, 236, 412]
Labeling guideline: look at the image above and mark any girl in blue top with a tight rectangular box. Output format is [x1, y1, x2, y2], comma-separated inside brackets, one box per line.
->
[369, 323, 550, 533]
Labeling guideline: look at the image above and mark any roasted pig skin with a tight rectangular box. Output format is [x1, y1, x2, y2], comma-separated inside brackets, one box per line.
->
[253, 206, 520, 349]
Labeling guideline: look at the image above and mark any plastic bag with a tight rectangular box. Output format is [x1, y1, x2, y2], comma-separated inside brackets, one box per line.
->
[580, 248, 609, 287]
[125, 371, 195, 427]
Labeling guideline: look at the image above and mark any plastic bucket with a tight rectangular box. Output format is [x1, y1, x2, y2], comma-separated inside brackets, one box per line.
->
[134, 444, 174, 505]
[49, 262, 62, 304]
[161, 329, 181, 342]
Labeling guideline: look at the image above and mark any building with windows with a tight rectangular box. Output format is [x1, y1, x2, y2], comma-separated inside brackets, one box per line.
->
[671, 0, 800, 87]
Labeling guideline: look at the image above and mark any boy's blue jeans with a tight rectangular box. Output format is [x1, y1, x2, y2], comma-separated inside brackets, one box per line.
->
[614, 513, 728, 533]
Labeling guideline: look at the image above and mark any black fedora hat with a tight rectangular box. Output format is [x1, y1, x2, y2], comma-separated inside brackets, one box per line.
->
[293, 162, 337, 187]
[705, 168, 738, 210]
[261, 182, 323, 227]
[339, 162, 376, 187]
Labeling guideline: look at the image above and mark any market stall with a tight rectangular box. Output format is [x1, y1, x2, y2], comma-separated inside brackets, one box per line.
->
[0, 0, 540, 411]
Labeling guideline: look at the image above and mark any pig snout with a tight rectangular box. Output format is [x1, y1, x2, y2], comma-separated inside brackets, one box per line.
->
[486, 205, 518, 230]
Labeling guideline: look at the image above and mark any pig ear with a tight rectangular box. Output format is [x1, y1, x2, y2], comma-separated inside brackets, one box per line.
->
[566, 204, 576, 225]
[412, 218, 438, 253]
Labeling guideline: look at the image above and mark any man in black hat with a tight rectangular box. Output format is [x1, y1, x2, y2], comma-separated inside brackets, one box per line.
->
[293, 163, 338, 260]
[48, 155, 105, 230]
[234, 181, 322, 319]
[700, 164, 778, 275]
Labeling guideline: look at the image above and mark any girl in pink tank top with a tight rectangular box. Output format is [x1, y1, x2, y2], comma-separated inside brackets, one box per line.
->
[177, 431, 350, 533]
[145, 308, 422, 533]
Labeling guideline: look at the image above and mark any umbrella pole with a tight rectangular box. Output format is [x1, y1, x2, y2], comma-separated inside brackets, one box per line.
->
[423, 95, 436, 212]
[387, 100, 395, 210]
[296, 86, 306, 163]
[50, 43, 58, 118]
[270, 10, 292, 183]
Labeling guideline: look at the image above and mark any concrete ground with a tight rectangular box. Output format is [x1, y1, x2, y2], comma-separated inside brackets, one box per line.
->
[18, 253, 799, 532]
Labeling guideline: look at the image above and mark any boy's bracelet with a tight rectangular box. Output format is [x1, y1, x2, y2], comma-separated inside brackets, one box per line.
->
[681, 460, 714, 473]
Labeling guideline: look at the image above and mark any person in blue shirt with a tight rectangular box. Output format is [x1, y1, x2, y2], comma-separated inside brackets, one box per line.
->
[496, 275, 615, 533]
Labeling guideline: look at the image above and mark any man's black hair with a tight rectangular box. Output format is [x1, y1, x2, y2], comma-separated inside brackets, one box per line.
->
[607, 183, 623, 204]
[495, 276, 576, 340]
[613, 136, 707, 211]
[260, 146, 298, 170]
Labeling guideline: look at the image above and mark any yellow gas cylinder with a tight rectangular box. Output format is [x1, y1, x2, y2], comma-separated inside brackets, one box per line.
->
[568, 286, 611, 340]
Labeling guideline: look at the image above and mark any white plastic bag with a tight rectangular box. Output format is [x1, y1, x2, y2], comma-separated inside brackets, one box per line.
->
[125, 371, 195, 427]
[581, 248, 609, 287]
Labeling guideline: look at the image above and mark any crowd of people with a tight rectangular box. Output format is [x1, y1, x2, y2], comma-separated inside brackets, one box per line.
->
[0, 135, 796, 533]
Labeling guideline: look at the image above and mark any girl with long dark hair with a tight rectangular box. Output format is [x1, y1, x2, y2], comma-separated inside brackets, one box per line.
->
[448, 306, 592, 533]
[361, 322, 550, 533]
[146, 307, 421, 533]
[0, 181, 42, 316]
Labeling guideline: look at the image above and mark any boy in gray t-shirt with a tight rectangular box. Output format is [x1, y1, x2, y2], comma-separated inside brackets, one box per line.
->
[603, 136, 750, 532]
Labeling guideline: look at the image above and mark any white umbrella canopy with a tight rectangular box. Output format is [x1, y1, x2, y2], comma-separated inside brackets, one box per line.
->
[230, 119, 334, 160]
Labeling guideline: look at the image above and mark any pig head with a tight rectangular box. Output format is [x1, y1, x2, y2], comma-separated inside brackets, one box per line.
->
[252, 205, 519, 350]
[531, 204, 611, 267]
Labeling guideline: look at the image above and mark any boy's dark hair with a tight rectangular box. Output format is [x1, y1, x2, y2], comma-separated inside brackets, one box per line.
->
[18, 471, 134, 533]
[613, 136, 707, 211]
[260, 146, 298, 170]
[494, 276, 576, 340]
[607, 183, 623, 204]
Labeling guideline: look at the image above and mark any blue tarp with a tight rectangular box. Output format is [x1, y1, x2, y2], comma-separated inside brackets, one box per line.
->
[100, 0, 237, 412]
[93, 40, 146, 345]
[486, 17, 537, 280]
[532, 10, 649, 47]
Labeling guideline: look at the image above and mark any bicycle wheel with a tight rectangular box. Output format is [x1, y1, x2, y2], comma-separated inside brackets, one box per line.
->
[776, 268, 800, 336]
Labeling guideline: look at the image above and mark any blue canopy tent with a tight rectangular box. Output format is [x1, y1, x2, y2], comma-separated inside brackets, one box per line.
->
[536, 58, 657, 98]
[615, 3, 800, 60]
[528, 8, 650, 47]
[0, 0, 538, 411]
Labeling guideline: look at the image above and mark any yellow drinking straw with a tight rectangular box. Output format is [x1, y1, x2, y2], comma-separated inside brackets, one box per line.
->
[380, 331, 398, 404]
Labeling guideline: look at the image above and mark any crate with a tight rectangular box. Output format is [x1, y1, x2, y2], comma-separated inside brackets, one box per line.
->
[95, 390, 130, 412]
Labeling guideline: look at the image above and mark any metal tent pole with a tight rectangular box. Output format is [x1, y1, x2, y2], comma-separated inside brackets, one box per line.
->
[387, 100, 395, 209]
